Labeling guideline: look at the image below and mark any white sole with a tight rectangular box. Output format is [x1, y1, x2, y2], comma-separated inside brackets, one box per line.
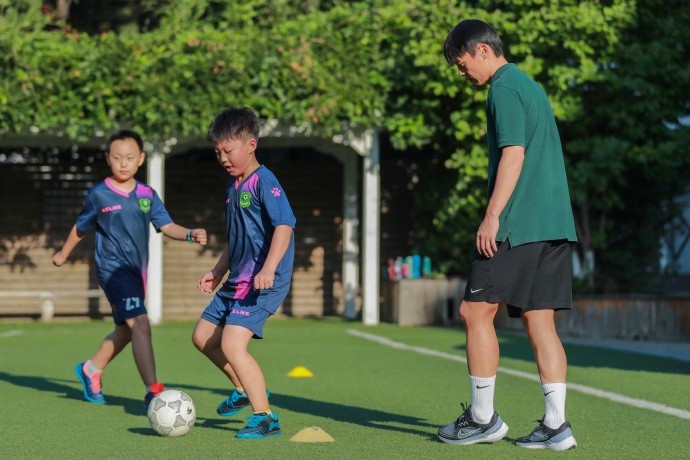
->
[516, 435, 577, 451]
[438, 422, 509, 445]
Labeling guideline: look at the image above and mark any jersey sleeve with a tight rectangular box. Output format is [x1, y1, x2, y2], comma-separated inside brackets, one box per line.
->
[149, 189, 174, 232]
[489, 86, 526, 149]
[75, 191, 97, 233]
[260, 177, 296, 228]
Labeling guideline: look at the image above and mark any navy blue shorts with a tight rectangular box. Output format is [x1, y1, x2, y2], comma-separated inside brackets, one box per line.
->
[464, 240, 574, 318]
[109, 296, 147, 325]
[201, 294, 273, 339]
[99, 269, 147, 325]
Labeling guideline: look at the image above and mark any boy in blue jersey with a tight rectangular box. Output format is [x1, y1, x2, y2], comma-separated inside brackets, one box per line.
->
[192, 107, 295, 439]
[437, 20, 578, 451]
[53, 129, 207, 407]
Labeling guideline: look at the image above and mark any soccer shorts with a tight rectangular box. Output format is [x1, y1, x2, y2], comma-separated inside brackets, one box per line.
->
[201, 294, 274, 339]
[99, 268, 147, 325]
[464, 239, 574, 318]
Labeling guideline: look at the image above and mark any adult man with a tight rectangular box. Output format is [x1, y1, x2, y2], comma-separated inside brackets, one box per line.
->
[438, 19, 578, 451]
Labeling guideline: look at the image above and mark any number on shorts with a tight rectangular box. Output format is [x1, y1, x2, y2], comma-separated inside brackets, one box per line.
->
[125, 297, 140, 311]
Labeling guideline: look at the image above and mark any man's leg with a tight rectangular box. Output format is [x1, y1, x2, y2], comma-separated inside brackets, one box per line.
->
[461, 300, 500, 377]
[522, 309, 566, 383]
[461, 300, 500, 423]
[517, 309, 576, 451]
[437, 300, 508, 445]
[522, 309, 567, 427]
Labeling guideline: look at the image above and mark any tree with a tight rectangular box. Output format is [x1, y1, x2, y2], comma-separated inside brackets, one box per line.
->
[1, 0, 688, 292]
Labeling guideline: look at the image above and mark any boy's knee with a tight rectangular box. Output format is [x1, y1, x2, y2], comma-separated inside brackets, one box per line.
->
[127, 315, 151, 332]
[191, 331, 206, 351]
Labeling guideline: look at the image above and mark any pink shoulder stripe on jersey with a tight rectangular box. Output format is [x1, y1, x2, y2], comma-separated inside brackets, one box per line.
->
[244, 173, 259, 193]
[104, 177, 130, 198]
[135, 183, 153, 199]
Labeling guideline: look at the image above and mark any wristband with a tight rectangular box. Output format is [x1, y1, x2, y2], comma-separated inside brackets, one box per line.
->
[186, 229, 194, 243]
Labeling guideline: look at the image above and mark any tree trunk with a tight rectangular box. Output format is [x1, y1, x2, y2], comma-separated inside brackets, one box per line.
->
[54, 0, 71, 21]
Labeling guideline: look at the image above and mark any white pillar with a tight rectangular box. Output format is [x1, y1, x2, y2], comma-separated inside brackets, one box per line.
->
[362, 130, 380, 325]
[342, 153, 359, 319]
[147, 150, 165, 325]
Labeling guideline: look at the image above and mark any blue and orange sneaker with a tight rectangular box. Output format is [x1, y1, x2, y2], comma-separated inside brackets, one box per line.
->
[74, 361, 105, 404]
[236, 412, 281, 439]
[144, 382, 165, 408]
[217, 390, 270, 417]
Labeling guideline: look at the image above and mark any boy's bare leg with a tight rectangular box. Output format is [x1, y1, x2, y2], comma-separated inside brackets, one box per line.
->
[126, 314, 157, 386]
[91, 322, 131, 369]
[192, 318, 242, 387]
[221, 325, 269, 412]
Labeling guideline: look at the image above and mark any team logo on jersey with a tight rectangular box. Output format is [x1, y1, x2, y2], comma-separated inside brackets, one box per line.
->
[139, 198, 151, 212]
[239, 191, 251, 208]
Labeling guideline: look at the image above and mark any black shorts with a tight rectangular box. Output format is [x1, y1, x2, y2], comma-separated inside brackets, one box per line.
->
[464, 240, 574, 318]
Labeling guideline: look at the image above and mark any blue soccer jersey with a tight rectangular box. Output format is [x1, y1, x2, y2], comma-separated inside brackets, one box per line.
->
[218, 166, 296, 313]
[76, 178, 173, 309]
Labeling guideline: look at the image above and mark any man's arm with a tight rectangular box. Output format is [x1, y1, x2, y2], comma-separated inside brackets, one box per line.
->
[476, 145, 525, 257]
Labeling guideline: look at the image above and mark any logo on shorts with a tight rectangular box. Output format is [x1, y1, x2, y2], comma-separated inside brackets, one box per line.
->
[139, 198, 151, 213]
[239, 192, 252, 208]
[231, 308, 250, 317]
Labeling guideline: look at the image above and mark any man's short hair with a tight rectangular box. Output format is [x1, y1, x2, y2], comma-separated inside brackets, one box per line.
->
[444, 19, 504, 65]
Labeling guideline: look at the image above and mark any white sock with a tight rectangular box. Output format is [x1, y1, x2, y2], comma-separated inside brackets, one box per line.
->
[542, 382, 567, 428]
[469, 375, 496, 424]
[84, 360, 101, 375]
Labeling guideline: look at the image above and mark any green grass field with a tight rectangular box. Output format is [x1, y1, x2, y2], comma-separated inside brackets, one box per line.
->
[1, 317, 689, 459]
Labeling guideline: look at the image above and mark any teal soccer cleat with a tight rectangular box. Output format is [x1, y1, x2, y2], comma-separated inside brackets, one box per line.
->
[74, 362, 105, 404]
[217, 389, 269, 417]
[236, 412, 281, 439]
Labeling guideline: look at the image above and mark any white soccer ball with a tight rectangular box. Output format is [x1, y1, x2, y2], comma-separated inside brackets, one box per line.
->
[147, 389, 196, 437]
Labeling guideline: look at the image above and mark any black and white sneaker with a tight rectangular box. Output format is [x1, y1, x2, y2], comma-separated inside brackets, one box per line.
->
[515, 419, 577, 451]
[438, 403, 509, 445]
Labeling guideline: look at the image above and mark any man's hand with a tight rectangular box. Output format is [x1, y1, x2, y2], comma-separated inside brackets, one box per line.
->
[476, 214, 500, 257]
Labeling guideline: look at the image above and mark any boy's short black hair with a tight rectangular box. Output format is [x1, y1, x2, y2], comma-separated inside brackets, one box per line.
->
[106, 129, 144, 153]
[208, 107, 260, 144]
[444, 19, 504, 65]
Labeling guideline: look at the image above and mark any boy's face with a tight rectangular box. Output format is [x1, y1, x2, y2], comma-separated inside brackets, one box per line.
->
[214, 136, 258, 177]
[453, 44, 492, 86]
[107, 138, 145, 182]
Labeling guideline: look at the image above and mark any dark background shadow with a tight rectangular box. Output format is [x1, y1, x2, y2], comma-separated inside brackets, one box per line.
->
[444, 325, 690, 374]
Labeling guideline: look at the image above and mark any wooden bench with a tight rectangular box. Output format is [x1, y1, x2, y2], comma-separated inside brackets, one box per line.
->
[0, 289, 104, 321]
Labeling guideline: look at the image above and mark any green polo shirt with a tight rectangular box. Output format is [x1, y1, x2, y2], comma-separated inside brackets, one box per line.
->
[486, 63, 577, 246]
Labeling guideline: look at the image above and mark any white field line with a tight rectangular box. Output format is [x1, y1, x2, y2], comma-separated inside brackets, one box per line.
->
[0, 330, 22, 338]
[347, 329, 690, 420]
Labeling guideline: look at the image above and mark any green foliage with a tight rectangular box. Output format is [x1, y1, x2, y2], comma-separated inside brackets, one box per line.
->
[1, 0, 689, 292]
[0, 0, 392, 141]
